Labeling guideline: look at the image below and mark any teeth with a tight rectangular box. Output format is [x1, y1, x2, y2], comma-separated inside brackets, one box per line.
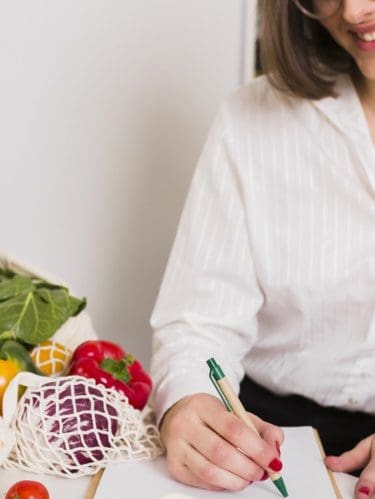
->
[356, 31, 375, 41]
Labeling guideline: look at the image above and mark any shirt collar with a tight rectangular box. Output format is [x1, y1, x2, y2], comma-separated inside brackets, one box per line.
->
[303, 74, 375, 192]
[311, 73, 373, 148]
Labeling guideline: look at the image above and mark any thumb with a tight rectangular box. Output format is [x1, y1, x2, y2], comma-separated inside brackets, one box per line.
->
[325, 435, 373, 474]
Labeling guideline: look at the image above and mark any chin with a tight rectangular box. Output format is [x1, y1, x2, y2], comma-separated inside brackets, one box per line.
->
[356, 61, 375, 82]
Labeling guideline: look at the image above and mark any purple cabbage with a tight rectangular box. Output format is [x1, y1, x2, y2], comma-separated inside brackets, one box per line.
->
[23, 378, 118, 470]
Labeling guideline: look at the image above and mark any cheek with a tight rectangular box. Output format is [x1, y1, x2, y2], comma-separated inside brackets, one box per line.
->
[321, 25, 353, 54]
[318, 20, 347, 48]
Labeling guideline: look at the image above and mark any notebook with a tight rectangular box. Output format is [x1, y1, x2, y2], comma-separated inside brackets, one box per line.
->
[92, 426, 342, 498]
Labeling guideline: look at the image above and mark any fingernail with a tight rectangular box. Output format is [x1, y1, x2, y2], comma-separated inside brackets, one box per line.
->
[268, 458, 283, 472]
[358, 486, 370, 496]
[275, 441, 281, 456]
[261, 471, 268, 481]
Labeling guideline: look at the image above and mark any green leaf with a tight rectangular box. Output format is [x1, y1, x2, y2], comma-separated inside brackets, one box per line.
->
[0, 291, 38, 342]
[32, 278, 68, 291]
[101, 358, 131, 383]
[0, 278, 86, 345]
[0, 275, 35, 302]
[0, 268, 15, 280]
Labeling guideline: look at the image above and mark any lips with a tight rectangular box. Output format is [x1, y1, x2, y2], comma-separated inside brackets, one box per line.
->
[351, 26, 375, 51]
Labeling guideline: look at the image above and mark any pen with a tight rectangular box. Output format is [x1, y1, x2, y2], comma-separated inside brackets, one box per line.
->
[207, 357, 288, 498]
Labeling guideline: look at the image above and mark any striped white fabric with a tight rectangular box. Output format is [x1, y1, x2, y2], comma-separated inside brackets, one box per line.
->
[150, 75, 375, 425]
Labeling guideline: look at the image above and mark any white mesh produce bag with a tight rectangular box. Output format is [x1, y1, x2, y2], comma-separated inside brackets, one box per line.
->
[0, 372, 164, 477]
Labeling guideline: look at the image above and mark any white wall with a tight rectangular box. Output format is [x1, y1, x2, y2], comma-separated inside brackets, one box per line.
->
[0, 1, 257, 366]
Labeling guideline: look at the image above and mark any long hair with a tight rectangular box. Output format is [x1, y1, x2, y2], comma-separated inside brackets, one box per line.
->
[259, 0, 355, 99]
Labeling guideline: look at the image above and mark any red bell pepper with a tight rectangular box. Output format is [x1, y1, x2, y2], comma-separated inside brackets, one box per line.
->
[67, 340, 152, 410]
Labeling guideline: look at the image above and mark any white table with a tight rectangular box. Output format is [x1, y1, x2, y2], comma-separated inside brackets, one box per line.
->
[0, 469, 357, 499]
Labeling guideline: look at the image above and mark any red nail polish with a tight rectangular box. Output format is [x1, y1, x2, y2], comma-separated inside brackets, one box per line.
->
[268, 458, 283, 472]
[261, 471, 268, 481]
[275, 441, 281, 456]
[358, 486, 370, 496]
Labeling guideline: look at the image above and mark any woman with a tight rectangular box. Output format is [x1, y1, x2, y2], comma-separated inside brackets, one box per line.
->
[150, 1, 375, 497]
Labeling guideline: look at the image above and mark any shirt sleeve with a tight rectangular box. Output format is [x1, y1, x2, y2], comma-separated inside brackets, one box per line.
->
[151, 106, 263, 422]
[150, 103, 264, 425]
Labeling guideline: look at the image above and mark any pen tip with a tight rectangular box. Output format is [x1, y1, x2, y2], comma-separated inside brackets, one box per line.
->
[273, 476, 288, 497]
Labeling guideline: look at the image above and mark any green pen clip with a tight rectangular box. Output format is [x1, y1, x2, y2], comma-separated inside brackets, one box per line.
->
[207, 357, 233, 412]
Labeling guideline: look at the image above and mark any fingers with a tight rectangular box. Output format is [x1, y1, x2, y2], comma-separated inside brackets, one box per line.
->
[325, 435, 375, 499]
[202, 402, 284, 476]
[166, 448, 224, 491]
[163, 398, 252, 491]
[166, 431, 255, 491]
[160, 393, 284, 491]
[325, 435, 373, 473]
[183, 444, 251, 491]
[187, 419, 265, 482]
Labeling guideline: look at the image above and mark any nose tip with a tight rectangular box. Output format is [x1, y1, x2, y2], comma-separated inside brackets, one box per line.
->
[341, 1, 375, 24]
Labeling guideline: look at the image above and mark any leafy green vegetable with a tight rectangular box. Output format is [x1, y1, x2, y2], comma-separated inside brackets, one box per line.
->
[0, 270, 86, 346]
[0, 275, 34, 302]
[0, 268, 16, 280]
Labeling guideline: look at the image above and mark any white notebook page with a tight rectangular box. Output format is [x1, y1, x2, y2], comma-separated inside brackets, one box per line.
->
[95, 426, 339, 498]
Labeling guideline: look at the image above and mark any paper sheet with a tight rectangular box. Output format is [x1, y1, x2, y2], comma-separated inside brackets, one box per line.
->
[95, 427, 339, 498]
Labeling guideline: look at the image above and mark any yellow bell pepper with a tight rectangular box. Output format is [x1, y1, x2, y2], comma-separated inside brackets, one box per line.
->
[0, 340, 44, 414]
[0, 359, 20, 411]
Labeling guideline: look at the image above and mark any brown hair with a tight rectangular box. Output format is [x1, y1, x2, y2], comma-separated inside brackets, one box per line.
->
[259, 0, 355, 99]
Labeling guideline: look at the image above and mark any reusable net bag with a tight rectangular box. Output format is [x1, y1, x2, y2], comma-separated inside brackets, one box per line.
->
[0, 372, 164, 477]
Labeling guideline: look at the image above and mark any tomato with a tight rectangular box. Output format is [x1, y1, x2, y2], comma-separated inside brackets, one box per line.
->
[5, 480, 50, 499]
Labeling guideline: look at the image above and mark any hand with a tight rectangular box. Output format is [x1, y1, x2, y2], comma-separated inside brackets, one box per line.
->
[325, 434, 375, 498]
[160, 393, 284, 491]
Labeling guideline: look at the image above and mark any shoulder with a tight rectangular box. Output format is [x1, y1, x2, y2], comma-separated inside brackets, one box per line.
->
[225, 76, 291, 115]
[219, 75, 305, 134]
[229, 75, 282, 104]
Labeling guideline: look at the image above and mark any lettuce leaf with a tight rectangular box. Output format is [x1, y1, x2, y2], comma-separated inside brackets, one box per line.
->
[0, 271, 86, 345]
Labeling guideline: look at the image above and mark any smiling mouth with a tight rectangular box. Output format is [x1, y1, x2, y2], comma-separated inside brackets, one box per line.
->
[353, 30, 375, 42]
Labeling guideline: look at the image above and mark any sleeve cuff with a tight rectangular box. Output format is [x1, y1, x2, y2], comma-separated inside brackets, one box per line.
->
[150, 366, 241, 427]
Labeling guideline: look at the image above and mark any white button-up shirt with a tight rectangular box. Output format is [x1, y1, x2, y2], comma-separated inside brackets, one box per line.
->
[150, 75, 375, 425]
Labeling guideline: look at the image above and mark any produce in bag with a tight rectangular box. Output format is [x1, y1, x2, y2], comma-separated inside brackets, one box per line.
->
[67, 340, 152, 410]
[0, 340, 43, 414]
[31, 341, 72, 376]
[0, 268, 86, 346]
[0, 372, 163, 477]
